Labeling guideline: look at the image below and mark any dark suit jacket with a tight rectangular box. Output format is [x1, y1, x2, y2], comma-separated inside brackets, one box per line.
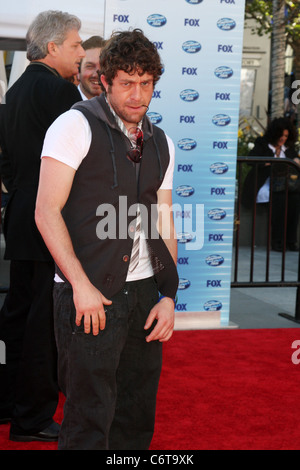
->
[241, 136, 298, 209]
[0, 62, 82, 261]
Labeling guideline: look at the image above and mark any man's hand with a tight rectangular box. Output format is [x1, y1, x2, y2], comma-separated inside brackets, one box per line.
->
[73, 281, 112, 336]
[144, 297, 175, 343]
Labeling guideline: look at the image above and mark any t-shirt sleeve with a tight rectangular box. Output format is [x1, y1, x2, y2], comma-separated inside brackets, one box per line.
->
[41, 110, 91, 170]
[159, 134, 175, 190]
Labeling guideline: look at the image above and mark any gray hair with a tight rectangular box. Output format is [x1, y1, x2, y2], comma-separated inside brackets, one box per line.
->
[26, 10, 81, 61]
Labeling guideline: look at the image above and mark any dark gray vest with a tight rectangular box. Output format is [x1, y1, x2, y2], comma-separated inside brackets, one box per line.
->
[56, 98, 178, 298]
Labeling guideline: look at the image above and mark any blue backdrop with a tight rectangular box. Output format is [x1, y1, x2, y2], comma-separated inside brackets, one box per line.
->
[104, 0, 246, 327]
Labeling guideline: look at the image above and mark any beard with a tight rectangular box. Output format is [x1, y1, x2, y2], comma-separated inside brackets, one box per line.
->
[106, 87, 148, 127]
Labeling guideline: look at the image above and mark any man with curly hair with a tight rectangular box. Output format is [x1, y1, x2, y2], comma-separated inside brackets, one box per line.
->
[35, 29, 178, 450]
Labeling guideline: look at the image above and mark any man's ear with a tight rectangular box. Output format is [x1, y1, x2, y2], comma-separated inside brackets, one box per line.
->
[47, 41, 58, 57]
[100, 74, 108, 93]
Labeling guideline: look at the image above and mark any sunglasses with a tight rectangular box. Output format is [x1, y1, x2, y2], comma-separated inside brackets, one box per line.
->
[126, 127, 144, 163]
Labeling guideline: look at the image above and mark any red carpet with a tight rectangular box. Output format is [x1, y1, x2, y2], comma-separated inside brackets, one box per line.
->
[1, 328, 300, 450]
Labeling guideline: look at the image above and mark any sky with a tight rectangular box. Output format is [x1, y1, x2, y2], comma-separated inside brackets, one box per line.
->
[0, 0, 105, 40]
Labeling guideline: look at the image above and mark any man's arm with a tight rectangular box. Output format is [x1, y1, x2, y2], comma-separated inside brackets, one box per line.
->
[144, 188, 177, 343]
[35, 156, 111, 335]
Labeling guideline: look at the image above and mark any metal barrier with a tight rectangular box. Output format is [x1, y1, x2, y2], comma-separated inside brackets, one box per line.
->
[1, 158, 300, 319]
[232, 156, 300, 323]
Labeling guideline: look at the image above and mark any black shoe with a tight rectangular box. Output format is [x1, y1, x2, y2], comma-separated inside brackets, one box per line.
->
[9, 421, 60, 442]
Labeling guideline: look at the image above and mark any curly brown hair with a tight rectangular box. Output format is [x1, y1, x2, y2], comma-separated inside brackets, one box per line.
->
[265, 117, 297, 147]
[99, 29, 163, 91]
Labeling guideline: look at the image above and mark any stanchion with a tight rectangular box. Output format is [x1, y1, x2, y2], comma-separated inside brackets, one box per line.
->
[278, 245, 300, 323]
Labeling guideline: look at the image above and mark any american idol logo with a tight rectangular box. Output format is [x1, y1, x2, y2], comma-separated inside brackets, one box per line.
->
[210, 162, 229, 175]
[147, 112, 162, 124]
[176, 185, 195, 197]
[180, 89, 199, 102]
[214, 66, 234, 79]
[203, 300, 222, 312]
[182, 40, 201, 54]
[177, 232, 194, 243]
[217, 18, 236, 31]
[206, 255, 224, 267]
[208, 208, 226, 220]
[178, 138, 197, 151]
[178, 278, 191, 290]
[212, 114, 231, 126]
[147, 14, 167, 27]
[185, 0, 203, 3]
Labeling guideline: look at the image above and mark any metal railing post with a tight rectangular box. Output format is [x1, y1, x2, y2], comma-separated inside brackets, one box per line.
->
[233, 156, 300, 323]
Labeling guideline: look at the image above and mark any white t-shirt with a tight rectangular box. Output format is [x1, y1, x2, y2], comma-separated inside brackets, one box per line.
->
[41, 109, 175, 282]
[256, 143, 286, 203]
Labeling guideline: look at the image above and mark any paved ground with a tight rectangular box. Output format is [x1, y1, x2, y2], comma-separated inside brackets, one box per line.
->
[230, 246, 300, 328]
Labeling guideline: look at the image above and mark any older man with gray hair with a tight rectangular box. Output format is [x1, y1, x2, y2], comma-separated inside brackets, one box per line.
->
[0, 10, 84, 442]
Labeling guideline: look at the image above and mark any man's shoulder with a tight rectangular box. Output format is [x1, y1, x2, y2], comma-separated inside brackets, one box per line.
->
[71, 95, 108, 123]
[151, 122, 168, 146]
[10, 64, 80, 96]
[5, 67, 81, 125]
[37, 69, 80, 94]
[36, 72, 82, 107]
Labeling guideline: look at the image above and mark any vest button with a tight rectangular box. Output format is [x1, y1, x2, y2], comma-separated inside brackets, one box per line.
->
[123, 255, 129, 262]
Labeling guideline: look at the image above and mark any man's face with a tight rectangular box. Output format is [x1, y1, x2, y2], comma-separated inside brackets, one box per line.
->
[54, 29, 85, 79]
[101, 69, 154, 129]
[78, 48, 102, 98]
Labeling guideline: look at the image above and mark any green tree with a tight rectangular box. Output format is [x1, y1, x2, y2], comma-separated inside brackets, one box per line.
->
[245, 0, 300, 121]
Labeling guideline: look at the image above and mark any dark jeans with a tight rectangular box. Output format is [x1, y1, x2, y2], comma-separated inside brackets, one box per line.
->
[0, 260, 58, 433]
[53, 276, 162, 450]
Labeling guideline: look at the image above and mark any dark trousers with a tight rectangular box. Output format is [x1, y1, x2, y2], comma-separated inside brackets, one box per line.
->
[271, 191, 300, 245]
[0, 260, 58, 434]
[53, 276, 162, 450]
